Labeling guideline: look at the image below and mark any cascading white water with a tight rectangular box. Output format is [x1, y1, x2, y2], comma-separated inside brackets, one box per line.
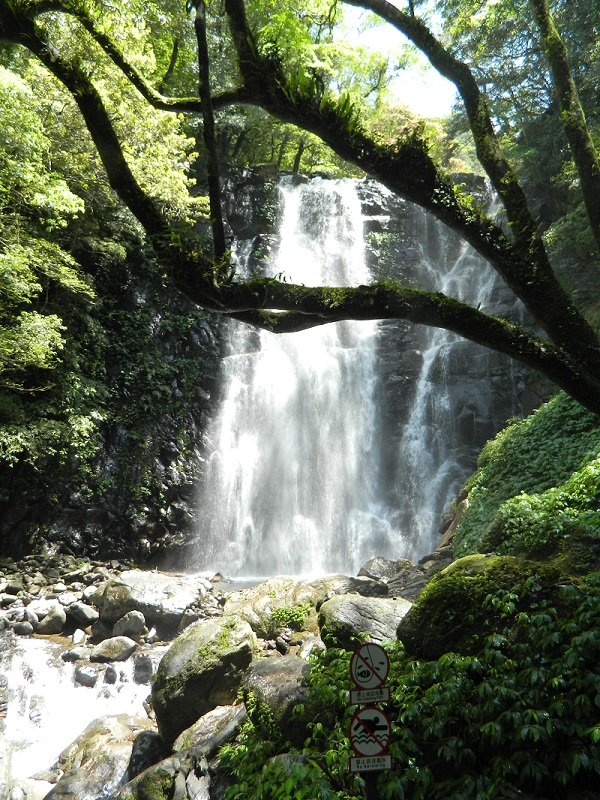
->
[195, 177, 522, 578]
[196, 178, 394, 577]
[392, 204, 522, 559]
[0, 632, 156, 792]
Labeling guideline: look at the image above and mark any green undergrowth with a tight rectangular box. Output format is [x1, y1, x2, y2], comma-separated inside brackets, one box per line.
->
[453, 392, 600, 559]
[218, 574, 600, 799]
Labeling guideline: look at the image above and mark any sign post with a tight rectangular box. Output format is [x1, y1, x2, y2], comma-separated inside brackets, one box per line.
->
[348, 643, 392, 800]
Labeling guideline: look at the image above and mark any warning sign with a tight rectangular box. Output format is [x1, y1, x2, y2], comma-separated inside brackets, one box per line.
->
[350, 686, 390, 706]
[349, 708, 391, 758]
[350, 643, 390, 690]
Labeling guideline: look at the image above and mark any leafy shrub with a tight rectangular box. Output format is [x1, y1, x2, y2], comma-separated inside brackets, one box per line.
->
[271, 602, 312, 632]
[454, 392, 600, 556]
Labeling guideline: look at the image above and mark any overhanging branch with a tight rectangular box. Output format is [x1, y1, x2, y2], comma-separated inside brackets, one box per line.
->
[208, 277, 597, 408]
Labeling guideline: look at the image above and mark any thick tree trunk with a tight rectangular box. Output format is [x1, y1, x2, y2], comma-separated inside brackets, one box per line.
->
[528, 0, 600, 258]
[195, 1, 227, 261]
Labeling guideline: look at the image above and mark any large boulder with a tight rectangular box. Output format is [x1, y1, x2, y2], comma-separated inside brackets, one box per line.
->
[43, 715, 155, 800]
[318, 594, 412, 649]
[396, 554, 562, 660]
[152, 615, 256, 744]
[112, 706, 246, 800]
[222, 577, 320, 638]
[94, 570, 208, 635]
[241, 655, 310, 747]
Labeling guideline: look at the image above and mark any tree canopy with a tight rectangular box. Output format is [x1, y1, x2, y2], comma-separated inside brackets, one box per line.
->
[1, 0, 600, 413]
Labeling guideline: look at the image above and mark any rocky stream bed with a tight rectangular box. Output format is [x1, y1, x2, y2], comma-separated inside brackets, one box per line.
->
[0, 540, 454, 800]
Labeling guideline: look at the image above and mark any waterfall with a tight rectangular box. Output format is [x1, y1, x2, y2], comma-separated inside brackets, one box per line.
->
[195, 178, 392, 577]
[194, 177, 522, 578]
[390, 203, 522, 559]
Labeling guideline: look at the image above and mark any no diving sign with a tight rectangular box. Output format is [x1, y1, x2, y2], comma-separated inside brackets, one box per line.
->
[348, 707, 393, 773]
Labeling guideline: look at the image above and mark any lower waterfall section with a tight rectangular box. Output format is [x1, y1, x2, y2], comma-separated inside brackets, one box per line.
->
[194, 177, 524, 577]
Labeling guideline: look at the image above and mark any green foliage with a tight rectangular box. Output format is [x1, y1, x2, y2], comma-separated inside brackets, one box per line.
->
[271, 601, 312, 632]
[454, 392, 600, 556]
[0, 66, 93, 389]
[220, 578, 600, 799]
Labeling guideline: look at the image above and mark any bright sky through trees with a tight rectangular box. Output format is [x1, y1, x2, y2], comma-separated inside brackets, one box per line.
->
[340, 4, 458, 117]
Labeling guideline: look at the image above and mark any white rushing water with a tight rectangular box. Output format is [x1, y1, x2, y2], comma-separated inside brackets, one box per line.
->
[0, 633, 152, 788]
[196, 178, 393, 577]
[195, 178, 521, 577]
[391, 204, 519, 558]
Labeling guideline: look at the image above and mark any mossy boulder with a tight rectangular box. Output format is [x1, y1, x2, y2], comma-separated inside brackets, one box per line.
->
[396, 554, 565, 659]
[241, 655, 311, 747]
[151, 616, 256, 744]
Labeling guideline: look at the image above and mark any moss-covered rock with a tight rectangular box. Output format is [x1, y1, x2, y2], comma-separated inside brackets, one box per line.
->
[222, 577, 319, 638]
[396, 554, 566, 659]
[151, 616, 256, 744]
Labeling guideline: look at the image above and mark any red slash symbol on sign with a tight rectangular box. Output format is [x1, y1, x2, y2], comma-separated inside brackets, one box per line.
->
[349, 708, 391, 757]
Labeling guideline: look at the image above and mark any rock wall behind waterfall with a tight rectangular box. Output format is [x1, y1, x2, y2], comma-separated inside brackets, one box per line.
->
[357, 179, 527, 556]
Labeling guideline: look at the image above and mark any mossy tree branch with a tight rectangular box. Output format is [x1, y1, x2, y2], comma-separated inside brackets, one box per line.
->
[222, 0, 600, 379]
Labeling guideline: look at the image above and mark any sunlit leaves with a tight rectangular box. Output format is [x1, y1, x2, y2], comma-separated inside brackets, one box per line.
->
[0, 65, 93, 389]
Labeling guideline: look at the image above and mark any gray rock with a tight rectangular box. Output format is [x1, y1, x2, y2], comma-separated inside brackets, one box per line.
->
[125, 730, 171, 782]
[71, 628, 87, 645]
[68, 600, 100, 626]
[43, 714, 155, 800]
[74, 663, 99, 687]
[97, 570, 207, 635]
[90, 636, 137, 663]
[13, 621, 34, 636]
[113, 610, 146, 638]
[36, 603, 67, 635]
[173, 704, 247, 753]
[152, 615, 256, 744]
[61, 647, 88, 662]
[241, 655, 310, 747]
[308, 574, 388, 604]
[58, 592, 79, 607]
[318, 594, 412, 649]
[358, 556, 409, 581]
[5, 578, 23, 595]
